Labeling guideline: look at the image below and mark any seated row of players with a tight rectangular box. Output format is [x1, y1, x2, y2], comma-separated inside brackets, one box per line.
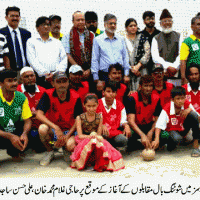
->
[0, 62, 200, 170]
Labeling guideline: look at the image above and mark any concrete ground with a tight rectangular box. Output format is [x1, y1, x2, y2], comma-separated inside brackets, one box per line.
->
[0, 144, 199, 179]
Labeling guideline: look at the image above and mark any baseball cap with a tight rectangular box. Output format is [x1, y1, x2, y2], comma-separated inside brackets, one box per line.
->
[69, 65, 83, 74]
[49, 15, 61, 21]
[53, 71, 68, 80]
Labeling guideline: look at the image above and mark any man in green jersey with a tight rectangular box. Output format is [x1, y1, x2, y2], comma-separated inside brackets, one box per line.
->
[0, 69, 32, 161]
[180, 16, 200, 85]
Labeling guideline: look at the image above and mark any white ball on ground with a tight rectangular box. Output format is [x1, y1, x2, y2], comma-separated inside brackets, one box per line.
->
[141, 149, 155, 161]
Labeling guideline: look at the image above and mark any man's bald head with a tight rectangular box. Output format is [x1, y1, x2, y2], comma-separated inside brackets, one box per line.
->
[72, 11, 85, 30]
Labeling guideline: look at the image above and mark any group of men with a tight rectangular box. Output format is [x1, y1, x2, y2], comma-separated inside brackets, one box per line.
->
[1, 6, 200, 165]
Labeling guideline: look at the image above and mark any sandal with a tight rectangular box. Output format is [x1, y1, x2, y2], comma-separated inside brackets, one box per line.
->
[191, 149, 200, 157]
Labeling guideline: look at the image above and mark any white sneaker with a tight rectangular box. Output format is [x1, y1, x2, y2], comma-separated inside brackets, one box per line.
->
[40, 151, 54, 166]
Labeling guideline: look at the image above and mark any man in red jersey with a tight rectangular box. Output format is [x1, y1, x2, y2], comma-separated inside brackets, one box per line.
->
[17, 67, 46, 152]
[126, 75, 163, 151]
[36, 72, 83, 165]
[152, 63, 174, 108]
[182, 64, 200, 117]
[68, 65, 89, 104]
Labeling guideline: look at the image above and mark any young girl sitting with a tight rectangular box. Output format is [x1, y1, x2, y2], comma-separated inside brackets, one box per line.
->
[70, 94, 125, 172]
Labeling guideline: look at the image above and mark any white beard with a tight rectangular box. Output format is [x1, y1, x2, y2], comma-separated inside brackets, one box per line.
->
[162, 27, 173, 34]
[105, 27, 115, 34]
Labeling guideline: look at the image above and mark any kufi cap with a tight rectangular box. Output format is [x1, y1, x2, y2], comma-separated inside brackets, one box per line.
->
[160, 9, 172, 20]
[20, 67, 34, 76]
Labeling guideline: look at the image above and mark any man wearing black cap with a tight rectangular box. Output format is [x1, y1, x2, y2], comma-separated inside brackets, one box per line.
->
[151, 9, 182, 79]
[152, 63, 174, 108]
[85, 11, 103, 37]
[36, 71, 83, 166]
[49, 15, 63, 40]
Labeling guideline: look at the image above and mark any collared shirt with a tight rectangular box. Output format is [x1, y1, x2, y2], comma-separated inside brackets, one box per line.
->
[8, 25, 26, 67]
[26, 35, 67, 77]
[49, 32, 64, 41]
[151, 32, 183, 72]
[0, 33, 9, 67]
[187, 83, 200, 93]
[62, 32, 85, 54]
[91, 32, 130, 80]
[0, 88, 32, 120]
[155, 101, 196, 130]
[182, 83, 200, 114]
[101, 97, 127, 125]
[180, 35, 200, 60]
[20, 83, 40, 97]
[141, 28, 160, 46]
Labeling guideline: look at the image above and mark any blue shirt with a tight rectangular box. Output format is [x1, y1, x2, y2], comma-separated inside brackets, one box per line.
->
[91, 32, 130, 80]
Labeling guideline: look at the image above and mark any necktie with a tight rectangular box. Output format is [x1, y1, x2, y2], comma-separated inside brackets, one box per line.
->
[13, 30, 23, 69]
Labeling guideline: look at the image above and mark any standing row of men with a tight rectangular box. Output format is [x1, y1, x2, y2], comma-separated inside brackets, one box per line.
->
[1, 6, 200, 89]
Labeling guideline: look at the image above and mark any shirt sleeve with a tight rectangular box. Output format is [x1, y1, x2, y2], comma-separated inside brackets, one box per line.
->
[36, 92, 50, 113]
[61, 33, 70, 54]
[123, 86, 130, 106]
[56, 41, 68, 72]
[74, 98, 83, 118]
[91, 38, 100, 80]
[125, 96, 136, 114]
[2, 35, 9, 55]
[120, 107, 128, 125]
[22, 98, 32, 120]
[26, 39, 49, 77]
[180, 42, 190, 61]
[155, 109, 169, 130]
[121, 38, 130, 76]
[139, 40, 150, 65]
[153, 99, 162, 116]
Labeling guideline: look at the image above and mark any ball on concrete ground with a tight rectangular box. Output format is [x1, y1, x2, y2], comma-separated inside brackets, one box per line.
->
[141, 149, 155, 161]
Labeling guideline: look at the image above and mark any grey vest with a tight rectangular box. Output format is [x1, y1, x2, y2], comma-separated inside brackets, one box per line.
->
[155, 31, 180, 63]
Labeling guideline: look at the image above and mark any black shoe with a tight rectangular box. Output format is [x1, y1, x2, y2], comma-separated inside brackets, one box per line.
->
[166, 137, 177, 151]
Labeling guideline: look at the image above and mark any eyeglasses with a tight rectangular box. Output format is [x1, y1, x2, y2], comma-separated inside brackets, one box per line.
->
[8, 15, 20, 18]
[107, 22, 117, 26]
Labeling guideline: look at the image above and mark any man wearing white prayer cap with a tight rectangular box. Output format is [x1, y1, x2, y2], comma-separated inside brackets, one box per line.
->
[17, 66, 46, 152]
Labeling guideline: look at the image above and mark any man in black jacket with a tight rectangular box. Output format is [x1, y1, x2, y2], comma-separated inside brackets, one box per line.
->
[0, 6, 31, 71]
